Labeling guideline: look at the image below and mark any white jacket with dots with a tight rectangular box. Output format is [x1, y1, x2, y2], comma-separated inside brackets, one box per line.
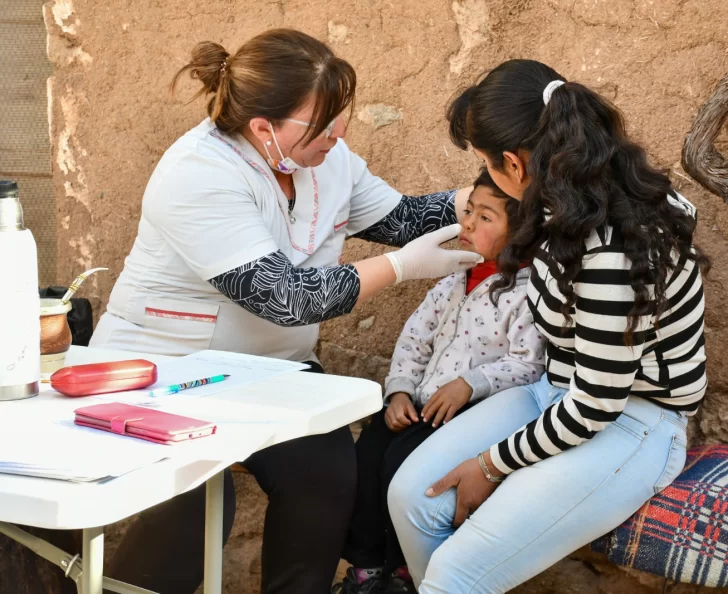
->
[385, 268, 545, 408]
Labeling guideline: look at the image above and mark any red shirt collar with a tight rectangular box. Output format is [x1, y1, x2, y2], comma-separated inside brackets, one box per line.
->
[465, 261, 499, 294]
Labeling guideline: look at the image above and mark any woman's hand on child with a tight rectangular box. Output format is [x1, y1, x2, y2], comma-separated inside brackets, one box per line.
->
[425, 457, 499, 527]
[421, 377, 473, 428]
[385, 393, 420, 432]
[384, 224, 484, 283]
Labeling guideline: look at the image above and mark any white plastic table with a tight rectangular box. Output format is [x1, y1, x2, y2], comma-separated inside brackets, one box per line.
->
[0, 346, 382, 594]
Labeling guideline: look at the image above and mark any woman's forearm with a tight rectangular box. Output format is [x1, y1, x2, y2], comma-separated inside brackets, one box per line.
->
[209, 226, 479, 327]
[481, 449, 507, 479]
[209, 251, 397, 327]
[354, 190, 457, 247]
[353, 254, 397, 304]
[209, 251, 362, 327]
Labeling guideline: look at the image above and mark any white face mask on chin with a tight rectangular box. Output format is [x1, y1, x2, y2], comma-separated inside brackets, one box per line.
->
[263, 126, 306, 174]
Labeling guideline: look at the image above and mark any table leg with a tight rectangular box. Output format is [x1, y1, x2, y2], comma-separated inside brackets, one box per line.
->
[81, 526, 104, 594]
[203, 471, 225, 594]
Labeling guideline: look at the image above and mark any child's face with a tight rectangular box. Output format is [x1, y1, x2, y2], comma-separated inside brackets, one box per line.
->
[458, 185, 510, 261]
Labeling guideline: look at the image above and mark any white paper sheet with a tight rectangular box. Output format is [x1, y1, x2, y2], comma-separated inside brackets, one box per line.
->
[0, 419, 171, 482]
[0, 403, 276, 482]
[94, 350, 309, 406]
[179, 350, 309, 395]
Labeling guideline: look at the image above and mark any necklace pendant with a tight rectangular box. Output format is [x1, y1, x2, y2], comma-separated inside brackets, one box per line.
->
[289, 213, 296, 224]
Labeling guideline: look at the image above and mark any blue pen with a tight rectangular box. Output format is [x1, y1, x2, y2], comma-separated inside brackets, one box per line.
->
[148, 374, 230, 397]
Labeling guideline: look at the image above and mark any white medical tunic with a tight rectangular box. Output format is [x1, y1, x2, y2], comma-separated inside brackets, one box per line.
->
[91, 119, 401, 362]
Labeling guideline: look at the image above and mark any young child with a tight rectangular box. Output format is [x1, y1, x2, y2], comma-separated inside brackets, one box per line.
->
[333, 168, 546, 594]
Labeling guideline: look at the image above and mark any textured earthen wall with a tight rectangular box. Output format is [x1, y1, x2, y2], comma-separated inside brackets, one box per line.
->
[2, 0, 56, 286]
[45, 0, 728, 592]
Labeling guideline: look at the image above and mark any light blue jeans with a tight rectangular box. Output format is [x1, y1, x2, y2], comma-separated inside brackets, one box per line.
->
[388, 374, 688, 593]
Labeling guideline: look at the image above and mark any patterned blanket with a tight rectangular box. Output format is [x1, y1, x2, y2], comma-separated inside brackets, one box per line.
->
[592, 445, 728, 586]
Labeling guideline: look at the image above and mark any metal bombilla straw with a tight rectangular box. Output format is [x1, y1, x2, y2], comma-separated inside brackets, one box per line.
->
[61, 267, 108, 304]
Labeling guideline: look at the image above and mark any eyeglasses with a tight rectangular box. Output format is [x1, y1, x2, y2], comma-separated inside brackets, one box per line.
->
[285, 117, 338, 139]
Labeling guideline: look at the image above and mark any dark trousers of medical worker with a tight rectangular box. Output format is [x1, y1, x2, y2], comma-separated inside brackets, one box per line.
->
[342, 404, 472, 574]
[105, 362, 357, 594]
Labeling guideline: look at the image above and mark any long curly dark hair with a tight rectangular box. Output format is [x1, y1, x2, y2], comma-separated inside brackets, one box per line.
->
[448, 59, 710, 344]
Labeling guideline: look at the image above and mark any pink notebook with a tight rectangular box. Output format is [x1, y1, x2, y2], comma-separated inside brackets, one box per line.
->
[74, 402, 217, 445]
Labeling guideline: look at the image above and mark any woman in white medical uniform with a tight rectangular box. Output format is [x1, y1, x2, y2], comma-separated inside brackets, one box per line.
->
[92, 29, 480, 594]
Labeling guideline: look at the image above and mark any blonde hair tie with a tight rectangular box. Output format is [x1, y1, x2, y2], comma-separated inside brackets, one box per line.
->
[543, 80, 565, 105]
[220, 59, 228, 73]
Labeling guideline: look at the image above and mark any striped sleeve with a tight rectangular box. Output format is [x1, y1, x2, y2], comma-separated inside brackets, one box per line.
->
[489, 248, 652, 475]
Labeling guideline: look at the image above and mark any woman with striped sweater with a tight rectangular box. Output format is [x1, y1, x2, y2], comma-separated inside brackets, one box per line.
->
[388, 59, 710, 593]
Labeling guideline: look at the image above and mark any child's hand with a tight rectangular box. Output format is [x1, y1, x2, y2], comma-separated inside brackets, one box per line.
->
[421, 378, 473, 428]
[385, 392, 420, 432]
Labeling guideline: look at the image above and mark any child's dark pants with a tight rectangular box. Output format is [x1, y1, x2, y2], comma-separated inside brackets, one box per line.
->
[343, 404, 471, 573]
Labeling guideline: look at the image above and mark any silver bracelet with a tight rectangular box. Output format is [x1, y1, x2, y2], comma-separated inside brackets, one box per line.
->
[478, 452, 505, 483]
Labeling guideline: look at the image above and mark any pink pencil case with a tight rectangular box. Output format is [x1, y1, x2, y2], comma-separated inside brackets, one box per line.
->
[51, 360, 158, 397]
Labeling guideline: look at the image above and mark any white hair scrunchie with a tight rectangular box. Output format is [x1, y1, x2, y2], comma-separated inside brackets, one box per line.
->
[543, 80, 566, 105]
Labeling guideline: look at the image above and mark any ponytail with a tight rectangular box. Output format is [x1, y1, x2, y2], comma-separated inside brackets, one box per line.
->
[171, 41, 229, 101]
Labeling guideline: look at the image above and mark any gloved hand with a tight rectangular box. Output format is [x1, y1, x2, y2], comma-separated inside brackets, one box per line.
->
[384, 224, 484, 284]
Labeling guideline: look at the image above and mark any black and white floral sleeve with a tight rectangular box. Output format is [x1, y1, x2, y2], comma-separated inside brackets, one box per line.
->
[354, 190, 457, 247]
[209, 250, 360, 327]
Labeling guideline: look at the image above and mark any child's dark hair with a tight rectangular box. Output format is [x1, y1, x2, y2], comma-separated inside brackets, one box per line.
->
[473, 167, 522, 240]
[448, 59, 710, 344]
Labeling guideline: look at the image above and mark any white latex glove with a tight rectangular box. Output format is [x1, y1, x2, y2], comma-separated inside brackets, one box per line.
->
[384, 224, 484, 283]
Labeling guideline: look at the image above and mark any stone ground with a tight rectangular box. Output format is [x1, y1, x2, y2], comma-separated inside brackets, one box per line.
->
[35, 0, 728, 591]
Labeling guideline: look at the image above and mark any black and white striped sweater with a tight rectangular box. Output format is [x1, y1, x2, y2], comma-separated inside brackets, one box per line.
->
[490, 194, 707, 475]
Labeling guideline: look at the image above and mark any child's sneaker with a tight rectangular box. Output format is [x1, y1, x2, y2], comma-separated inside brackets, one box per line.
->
[386, 577, 416, 594]
[386, 567, 416, 593]
[332, 567, 386, 594]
